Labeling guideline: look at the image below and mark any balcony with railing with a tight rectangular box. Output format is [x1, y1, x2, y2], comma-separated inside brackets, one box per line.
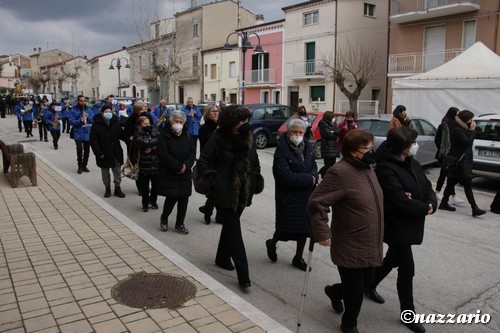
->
[285, 60, 327, 80]
[244, 68, 276, 87]
[390, 0, 480, 23]
[388, 49, 463, 74]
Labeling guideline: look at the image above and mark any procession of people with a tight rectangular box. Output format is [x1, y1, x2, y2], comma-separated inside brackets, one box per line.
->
[1, 95, 498, 332]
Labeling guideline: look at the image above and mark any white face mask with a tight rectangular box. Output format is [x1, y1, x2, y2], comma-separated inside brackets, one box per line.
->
[289, 135, 304, 146]
[408, 142, 419, 156]
[172, 123, 183, 134]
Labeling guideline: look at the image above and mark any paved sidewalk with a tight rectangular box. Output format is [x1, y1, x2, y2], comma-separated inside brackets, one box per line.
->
[0, 155, 290, 333]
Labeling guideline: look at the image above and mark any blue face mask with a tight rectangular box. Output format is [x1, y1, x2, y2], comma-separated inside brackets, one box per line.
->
[103, 112, 113, 120]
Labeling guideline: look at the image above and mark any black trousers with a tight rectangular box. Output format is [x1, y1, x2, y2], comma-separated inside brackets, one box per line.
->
[215, 208, 250, 286]
[370, 245, 415, 312]
[23, 120, 33, 137]
[435, 165, 456, 195]
[17, 118, 23, 132]
[50, 130, 61, 148]
[75, 140, 90, 167]
[38, 123, 48, 140]
[442, 176, 476, 207]
[62, 118, 70, 133]
[161, 196, 188, 227]
[329, 267, 375, 328]
[320, 157, 337, 177]
[138, 173, 158, 208]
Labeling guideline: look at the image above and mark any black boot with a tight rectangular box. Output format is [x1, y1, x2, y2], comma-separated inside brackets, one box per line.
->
[104, 187, 111, 198]
[364, 288, 385, 304]
[77, 166, 83, 174]
[114, 187, 126, 198]
[438, 202, 456, 211]
[82, 166, 90, 172]
[472, 205, 486, 217]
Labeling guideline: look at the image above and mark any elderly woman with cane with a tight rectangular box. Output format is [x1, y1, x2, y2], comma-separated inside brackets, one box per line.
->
[308, 129, 384, 333]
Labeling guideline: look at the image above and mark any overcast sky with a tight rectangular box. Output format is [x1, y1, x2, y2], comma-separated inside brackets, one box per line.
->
[0, 0, 296, 59]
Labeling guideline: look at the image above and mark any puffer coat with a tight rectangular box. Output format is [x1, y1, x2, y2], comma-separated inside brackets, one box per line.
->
[133, 125, 159, 175]
[273, 135, 317, 235]
[318, 119, 340, 159]
[308, 156, 384, 268]
[157, 126, 196, 198]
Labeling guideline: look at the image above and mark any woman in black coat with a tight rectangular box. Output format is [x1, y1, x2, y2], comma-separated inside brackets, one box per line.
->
[133, 115, 160, 212]
[438, 110, 486, 216]
[90, 105, 125, 198]
[266, 118, 317, 271]
[196, 105, 263, 289]
[157, 110, 196, 234]
[198, 103, 219, 224]
[318, 111, 340, 177]
[366, 127, 437, 333]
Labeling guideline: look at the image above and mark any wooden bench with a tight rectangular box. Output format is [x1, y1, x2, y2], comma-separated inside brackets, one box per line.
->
[0, 140, 37, 188]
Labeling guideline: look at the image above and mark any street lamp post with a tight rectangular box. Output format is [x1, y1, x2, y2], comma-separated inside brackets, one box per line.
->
[223, 31, 264, 105]
[109, 57, 130, 97]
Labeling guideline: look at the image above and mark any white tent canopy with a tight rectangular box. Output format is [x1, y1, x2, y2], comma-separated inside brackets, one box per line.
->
[392, 42, 500, 126]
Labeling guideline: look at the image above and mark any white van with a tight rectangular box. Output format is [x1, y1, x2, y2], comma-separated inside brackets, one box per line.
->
[472, 113, 500, 179]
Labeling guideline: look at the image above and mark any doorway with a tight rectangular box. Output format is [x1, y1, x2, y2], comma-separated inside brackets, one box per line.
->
[178, 86, 184, 104]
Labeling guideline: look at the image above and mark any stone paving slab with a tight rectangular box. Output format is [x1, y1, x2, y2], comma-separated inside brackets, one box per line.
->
[0, 157, 290, 333]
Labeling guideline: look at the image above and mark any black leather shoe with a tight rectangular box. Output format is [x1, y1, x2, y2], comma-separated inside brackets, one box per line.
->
[364, 288, 385, 304]
[82, 166, 90, 172]
[438, 202, 456, 211]
[472, 206, 486, 217]
[160, 218, 168, 232]
[104, 187, 111, 198]
[150, 203, 158, 210]
[292, 257, 311, 272]
[266, 239, 277, 262]
[142, 207, 149, 212]
[340, 325, 359, 333]
[199, 206, 211, 224]
[114, 187, 126, 198]
[324, 285, 344, 313]
[216, 261, 235, 271]
[239, 282, 251, 289]
[175, 224, 189, 235]
[77, 167, 83, 174]
[403, 322, 426, 333]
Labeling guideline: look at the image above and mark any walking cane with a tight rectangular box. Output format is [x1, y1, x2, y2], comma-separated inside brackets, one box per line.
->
[296, 235, 315, 333]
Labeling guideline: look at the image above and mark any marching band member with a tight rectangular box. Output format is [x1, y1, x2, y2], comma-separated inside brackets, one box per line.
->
[70, 95, 94, 174]
[33, 99, 49, 142]
[13, 98, 24, 133]
[21, 98, 34, 138]
[44, 102, 61, 150]
[153, 100, 169, 130]
[60, 98, 71, 134]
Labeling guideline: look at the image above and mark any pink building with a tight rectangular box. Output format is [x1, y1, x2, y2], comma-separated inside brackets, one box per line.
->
[238, 20, 285, 105]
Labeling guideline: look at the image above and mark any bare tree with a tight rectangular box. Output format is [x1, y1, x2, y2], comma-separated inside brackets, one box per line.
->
[322, 41, 380, 115]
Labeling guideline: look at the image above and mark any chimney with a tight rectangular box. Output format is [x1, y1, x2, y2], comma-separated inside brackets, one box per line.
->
[122, 46, 126, 50]
[255, 14, 265, 25]
[191, 0, 197, 8]
[83, 55, 87, 59]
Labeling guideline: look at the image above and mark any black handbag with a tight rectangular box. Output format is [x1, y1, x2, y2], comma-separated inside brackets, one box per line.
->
[442, 153, 465, 170]
[192, 164, 216, 195]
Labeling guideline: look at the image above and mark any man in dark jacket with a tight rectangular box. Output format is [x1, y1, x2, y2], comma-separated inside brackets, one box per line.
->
[90, 105, 125, 198]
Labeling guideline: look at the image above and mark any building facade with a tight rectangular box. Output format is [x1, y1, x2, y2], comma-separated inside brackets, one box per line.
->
[387, 0, 499, 109]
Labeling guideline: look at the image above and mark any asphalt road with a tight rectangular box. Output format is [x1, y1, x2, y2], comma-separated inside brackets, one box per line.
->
[1, 114, 499, 333]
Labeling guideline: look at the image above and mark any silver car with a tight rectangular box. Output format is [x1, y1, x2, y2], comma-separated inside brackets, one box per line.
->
[357, 114, 438, 166]
[472, 113, 500, 179]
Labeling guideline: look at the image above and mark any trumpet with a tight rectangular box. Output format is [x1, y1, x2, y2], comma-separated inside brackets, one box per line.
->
[52, 111, 60, 128]
[157, 111, 167, 125]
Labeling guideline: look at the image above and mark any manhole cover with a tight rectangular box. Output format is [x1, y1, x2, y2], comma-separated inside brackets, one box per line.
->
[111, 272, 197, 309]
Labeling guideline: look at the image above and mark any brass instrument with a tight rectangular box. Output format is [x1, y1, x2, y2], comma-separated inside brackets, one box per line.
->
[82, 111, 89, 124]
[33, 108, 44, 128]
[157, 111, 167, 125]
[21, 104, 33, 114]
[52, 111, 60, 128]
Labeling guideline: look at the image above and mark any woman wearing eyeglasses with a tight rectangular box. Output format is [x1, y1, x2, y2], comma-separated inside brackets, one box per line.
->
[308, 128, 384, 333]
[366, 127, 437, 333]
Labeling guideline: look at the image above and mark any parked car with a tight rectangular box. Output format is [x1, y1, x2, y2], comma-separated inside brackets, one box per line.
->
[277, 111, 345, 159]
[357, 114, 438, 166]
[472, 113, 500, 179]
[244, 104, 297, 149]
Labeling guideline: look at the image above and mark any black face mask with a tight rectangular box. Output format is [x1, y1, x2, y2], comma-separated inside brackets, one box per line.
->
[238, 122, 250, 136]
[299, 111, 306, 116]
[143, 125, 152, 132]
[361, 150, 376, 165]
[347, 120, 353, 125]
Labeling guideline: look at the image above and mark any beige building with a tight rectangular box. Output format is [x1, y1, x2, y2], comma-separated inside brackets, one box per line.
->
[283, 0, 388, 113]
[174, 0, 255, 104]
[387, 0, 500, 110]
[88, 48, 131, 99]
[202, 47, 240, 104]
